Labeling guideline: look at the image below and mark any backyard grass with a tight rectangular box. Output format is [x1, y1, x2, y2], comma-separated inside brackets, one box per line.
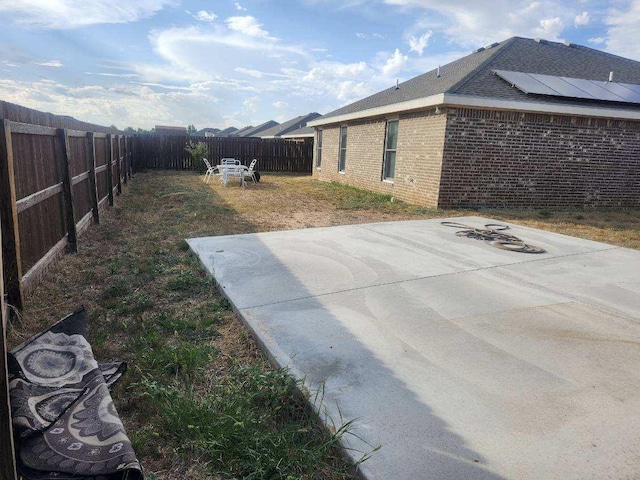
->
[10, 170, 640, 479]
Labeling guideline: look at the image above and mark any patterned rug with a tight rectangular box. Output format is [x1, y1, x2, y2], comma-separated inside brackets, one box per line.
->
[8, 307, 143, 479]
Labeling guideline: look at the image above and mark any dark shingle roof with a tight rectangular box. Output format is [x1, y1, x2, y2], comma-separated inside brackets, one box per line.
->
[258, 113, 322, 137]
[194, 127, 220, 136]
[316, 37, 640, 122]
[230, 125, 254, 137]
[237, 120, 279, 137]
[217, 127, 238, 137]
[280, 126, 314, 138]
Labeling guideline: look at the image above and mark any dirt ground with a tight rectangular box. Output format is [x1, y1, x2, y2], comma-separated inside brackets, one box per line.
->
[8, 170, 639, 479]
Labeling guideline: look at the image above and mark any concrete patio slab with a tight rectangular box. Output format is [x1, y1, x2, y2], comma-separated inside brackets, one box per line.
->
[188, 217, 640, 480]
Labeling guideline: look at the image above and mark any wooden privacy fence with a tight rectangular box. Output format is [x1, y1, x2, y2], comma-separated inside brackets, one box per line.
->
[134, 135, 314, 173]
[0, 120, 133, 313]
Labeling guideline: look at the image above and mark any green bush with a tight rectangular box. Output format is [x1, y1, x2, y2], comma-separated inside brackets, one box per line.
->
[185, 141, 209, 173]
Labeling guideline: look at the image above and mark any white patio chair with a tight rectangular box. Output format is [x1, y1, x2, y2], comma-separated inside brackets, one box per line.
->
[202, 158, 216, 183]
[243, 159, 259, 183]
[221, 158, 240, 165]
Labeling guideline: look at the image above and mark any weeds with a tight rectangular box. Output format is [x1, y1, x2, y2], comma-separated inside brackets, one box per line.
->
[18, 171, 639, 480]
[135, 366, 356, 479]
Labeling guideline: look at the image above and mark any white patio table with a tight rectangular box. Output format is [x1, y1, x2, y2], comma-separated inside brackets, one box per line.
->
[218, 163, 249, 187]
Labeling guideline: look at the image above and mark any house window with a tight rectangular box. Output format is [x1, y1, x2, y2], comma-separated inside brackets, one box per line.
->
[316, 129, 322, 168]
[338, 126, 347, 172]
[383, 120, 398, 181]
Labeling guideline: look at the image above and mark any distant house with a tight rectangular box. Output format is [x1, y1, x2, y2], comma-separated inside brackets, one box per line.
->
[280, 125, 314, 141]
[236, 120, 280, 138]
[258, 113, 322, 138]
[155, 125, 187, 135]
[230, 125, 255, 137]
[308, 37, 640, 209]
[216, 127, 239, 137]
[194, 127, 220, 137]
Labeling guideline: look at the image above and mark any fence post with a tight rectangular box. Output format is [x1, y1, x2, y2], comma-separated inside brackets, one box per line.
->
[106, 134, 114, 206]
[0, 120, 23, 312]
[122, 136, 128, 185]
[57, 129, 78, 253]
[115, 135, 122, 195]
[86, 132, 100, 224]
[1, 279, 17, 480]
[0, 193, 18, 480]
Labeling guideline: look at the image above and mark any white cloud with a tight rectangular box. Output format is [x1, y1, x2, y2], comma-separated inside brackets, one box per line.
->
[225, 16, 271, 38]
[192, 10, 217, 22]
[537, 17, 565, 39]
[408, 31, 432, 55]
[85, 72, 142, 78]
[574, 11, 589, 26]
[0, 77, 219, 129]
[383, 0, 573, 47]
[604, 0, 640, 61]
[356, 32, 387, 39]
[0, 0, 177, 29]
[381, 49, 408, 76]
[300, 61, 374, 102]
[588, 36, 605, 45]
[242, 96, 259, 113]
[234, 2, 247, 11]
[272, 101, 288, 108]
[34, 60, 63, 67]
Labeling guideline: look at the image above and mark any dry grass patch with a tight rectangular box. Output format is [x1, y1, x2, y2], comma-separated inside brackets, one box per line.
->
[9, 170, 639, 479]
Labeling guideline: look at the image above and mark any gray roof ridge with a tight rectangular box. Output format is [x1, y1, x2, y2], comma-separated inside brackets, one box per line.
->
[448, 36, 520, 94]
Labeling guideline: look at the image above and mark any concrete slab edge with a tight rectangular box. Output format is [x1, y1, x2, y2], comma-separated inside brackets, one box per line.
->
[188, 242, 368, 479]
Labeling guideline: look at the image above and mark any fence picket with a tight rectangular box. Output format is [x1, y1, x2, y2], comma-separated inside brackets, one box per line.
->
[0, 120, 23, 312]
[132, 135, 313, 173]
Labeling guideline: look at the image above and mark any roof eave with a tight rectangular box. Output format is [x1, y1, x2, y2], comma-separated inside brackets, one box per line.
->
[308, 94, 446, 126]
[443, 94, 640, 120]
[307, 93, 640, 127]
[281, 132, 314, 138]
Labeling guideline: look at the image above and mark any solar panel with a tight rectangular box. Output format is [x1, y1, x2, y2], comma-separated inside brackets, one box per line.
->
[594, 81, 640, 103]
[621, 82, 640, 95]
[530, 73, 595, 99]
[560, 77, 625, 102]
[493, 70, 558, 95]
[493, 69, 640, 105]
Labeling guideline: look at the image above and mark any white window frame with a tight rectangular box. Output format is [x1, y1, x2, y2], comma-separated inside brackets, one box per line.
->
[382, 119, 398, 182]
[338, 125, 347, 173]
[316, 129, 322, 168]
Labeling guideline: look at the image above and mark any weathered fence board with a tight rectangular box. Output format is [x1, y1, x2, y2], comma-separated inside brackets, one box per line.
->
[0, 100, 118, 135]
[134, 135, 314, 173]
[0, 104, 134, 479]
[0, 121, 23, 311]
[0, 195, 18, 480]
[0, 119, 132, 302]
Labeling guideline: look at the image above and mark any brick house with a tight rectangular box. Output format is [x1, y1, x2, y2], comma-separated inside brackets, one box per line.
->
[308, 37, 640, 209]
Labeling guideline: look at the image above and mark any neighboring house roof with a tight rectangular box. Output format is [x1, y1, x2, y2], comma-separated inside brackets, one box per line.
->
[259, 113, 322, 138]
[309, 37, 640, 126]
[230, 125, 254, 137]
[217, 126, 239, 137]
[237, 120, 280, 137]
[194, 127, 221, 136]
[280, 126, 315, 138]
[155, 125, 187, 134]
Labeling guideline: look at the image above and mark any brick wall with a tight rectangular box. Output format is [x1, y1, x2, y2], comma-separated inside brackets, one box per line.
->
[438, 108, 640, 208]
[313, 111, 447, 207]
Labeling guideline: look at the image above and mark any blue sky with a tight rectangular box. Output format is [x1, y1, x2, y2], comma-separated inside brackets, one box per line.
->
[0, 0, 638, 130]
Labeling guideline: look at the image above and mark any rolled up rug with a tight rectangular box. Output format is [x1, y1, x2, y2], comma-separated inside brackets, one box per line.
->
[8, 307, 143, 480]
